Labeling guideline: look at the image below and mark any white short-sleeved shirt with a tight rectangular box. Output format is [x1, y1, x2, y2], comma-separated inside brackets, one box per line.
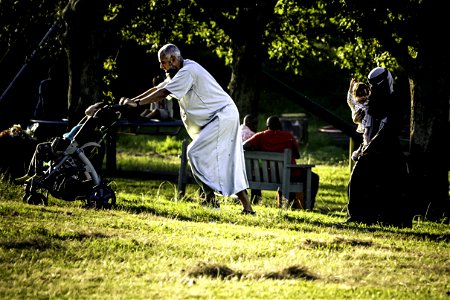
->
[163, 59, 234, 139]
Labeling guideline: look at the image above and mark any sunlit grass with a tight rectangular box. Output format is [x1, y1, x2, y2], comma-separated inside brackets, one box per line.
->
[0, 192, 448, 299]
[115, 135, 182, 173]
[1, 133, 449, 299]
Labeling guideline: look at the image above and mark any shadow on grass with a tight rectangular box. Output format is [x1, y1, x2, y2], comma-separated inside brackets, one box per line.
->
[112, 199, 450, 243]
[184, 261, 318, 281]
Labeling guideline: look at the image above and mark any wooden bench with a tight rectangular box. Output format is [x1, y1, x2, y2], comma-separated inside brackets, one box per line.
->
[244, 149, 315, 209]
[177, 140, 316, 209]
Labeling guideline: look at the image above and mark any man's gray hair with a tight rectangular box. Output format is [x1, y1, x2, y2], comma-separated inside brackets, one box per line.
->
[158, 44, 182, 60]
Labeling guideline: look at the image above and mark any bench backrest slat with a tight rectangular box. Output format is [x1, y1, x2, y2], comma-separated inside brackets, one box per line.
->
[244, 149, 313, 206]
[244, 149, 291, 188]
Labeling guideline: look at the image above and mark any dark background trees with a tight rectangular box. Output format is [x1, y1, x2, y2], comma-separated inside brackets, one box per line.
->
[0, 0, 448, 220]
[0, 1, 67, 126]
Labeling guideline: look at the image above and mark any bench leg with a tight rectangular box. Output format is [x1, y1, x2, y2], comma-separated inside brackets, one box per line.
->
[177, 139, 189, 199]
[305, 169, 312, 209]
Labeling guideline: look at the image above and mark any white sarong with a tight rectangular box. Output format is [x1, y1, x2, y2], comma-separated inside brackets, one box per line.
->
[187, 104, 248, 196]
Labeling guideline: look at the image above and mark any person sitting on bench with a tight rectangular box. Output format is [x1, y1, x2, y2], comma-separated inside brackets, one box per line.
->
[243, 115, 319, 210]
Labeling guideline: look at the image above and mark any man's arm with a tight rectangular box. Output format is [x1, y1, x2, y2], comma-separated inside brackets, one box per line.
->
[137, 88, 171, 106]
[131, 87, 157, 101]
[120, 88, 171, 107]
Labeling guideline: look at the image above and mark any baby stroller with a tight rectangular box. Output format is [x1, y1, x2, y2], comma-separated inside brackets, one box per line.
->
[21, 104, 124, 209]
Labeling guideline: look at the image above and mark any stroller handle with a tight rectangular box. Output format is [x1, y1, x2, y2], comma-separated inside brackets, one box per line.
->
[91, 103, 129, 119]
[105, 103, 130, 113]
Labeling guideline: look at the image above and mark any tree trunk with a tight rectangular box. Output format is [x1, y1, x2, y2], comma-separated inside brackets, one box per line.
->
[62, 0, 110, 127]
[227, 0, 277, 119]
[408, 77, 449, 221]
[407, 2, 450, 221]
[229, 44, 262, 118]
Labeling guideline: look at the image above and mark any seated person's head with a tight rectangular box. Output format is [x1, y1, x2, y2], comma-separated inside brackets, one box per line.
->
[266, 116, 282, 130]
[243, 114, 257, 131]
[353, 82, 371, 104]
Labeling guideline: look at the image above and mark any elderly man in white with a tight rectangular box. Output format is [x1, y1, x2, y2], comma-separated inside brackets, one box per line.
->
[119, 43, 255, 215]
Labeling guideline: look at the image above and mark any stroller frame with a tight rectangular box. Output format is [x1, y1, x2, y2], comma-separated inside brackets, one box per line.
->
[22, 104, 123, 209]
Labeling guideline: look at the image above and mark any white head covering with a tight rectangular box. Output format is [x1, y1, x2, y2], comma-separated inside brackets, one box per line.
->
[368, 67, 394, 94]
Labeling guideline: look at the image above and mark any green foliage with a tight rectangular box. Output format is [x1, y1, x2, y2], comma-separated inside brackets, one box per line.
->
[1, 0, 415, 107]
[102, 57, 118, 101]
[0, 0, 429, 91]
[101, 0, 410, 99]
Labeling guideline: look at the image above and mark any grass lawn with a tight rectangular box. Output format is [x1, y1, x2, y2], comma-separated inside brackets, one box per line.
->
[0, 134, 449, 299]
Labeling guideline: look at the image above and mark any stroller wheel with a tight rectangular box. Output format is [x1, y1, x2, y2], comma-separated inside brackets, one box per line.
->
[88, 185, 116, 209]
[25, 193, 48, 206]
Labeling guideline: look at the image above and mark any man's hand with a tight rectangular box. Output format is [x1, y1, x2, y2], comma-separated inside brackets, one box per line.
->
[85, 102, 105, 117]
[119, 97, 138, 107]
